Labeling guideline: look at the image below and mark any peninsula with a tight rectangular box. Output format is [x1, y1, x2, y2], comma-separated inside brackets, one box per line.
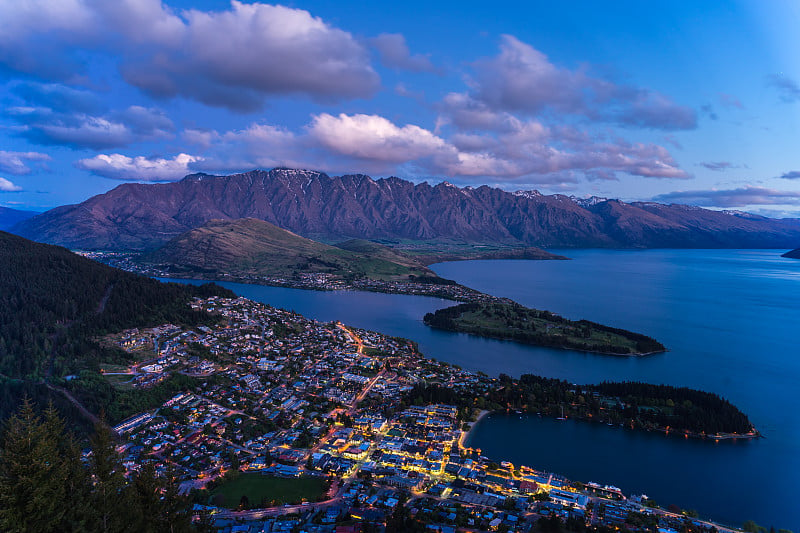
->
[0, 231, 761, 533]
[84, 218, 562, 303]
[424, 301, 666, 355]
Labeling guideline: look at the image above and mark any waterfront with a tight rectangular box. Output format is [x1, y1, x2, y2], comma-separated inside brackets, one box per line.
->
[163, 248, 800, 528]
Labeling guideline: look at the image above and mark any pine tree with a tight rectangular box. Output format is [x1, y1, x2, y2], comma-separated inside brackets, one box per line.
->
[158, 464, 193, 533]
[42, 402, 92, 530]
[88, 416, 131, 533]
[131, 462, 162, 533]
[0, 399, 83, 532]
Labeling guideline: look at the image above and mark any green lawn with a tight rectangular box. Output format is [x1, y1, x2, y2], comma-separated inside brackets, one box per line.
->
[209, 474, 327, 508]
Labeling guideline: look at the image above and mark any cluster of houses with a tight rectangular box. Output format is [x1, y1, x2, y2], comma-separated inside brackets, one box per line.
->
[104, 297, 733, 533]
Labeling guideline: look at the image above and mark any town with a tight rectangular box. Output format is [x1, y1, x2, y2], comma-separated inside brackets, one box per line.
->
[79, 251, 511, 304]
[99, 295, 741, 533]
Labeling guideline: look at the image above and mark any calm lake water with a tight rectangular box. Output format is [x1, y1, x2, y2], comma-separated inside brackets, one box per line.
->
[162, 249, 800, 528]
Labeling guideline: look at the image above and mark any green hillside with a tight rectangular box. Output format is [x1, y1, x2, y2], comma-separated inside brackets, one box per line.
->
[144, 218, 438, 281]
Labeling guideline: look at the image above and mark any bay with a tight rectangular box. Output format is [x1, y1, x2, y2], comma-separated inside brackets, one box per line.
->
[160, 249, 800, 528]
[438, 250, 800, 528]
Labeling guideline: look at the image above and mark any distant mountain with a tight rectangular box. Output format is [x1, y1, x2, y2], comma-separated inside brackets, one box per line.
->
[144, 218, 437, 281]
[13, 168, 800, 250]
[782, 248, 800, 259]
[0, 206, 38, 231]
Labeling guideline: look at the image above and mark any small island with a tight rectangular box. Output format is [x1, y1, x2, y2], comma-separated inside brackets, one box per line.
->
[424, 301, 666, 355]
[782, 248, 800, 259]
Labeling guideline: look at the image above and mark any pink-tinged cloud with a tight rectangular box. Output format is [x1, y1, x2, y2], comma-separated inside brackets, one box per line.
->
[0, 1, 379, 111]
[182, 112, 688, 183]
[0, 177, 23, 192]
[75, 153, 201, 181]
[0, 151, 51, 175]
[7, 103, 174, 149]
[308, 113, 449, 163]
[370, 33, 437, 73]
[718, 93, 744, 109]
[654, 186, 800, 207]
[468, 35, 697, 130]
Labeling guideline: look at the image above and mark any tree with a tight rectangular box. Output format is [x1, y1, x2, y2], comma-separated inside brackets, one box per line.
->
[743, 521, 767, 533]
[88, 416, 131, 532]
[42, 402, 92, 530]
[0, 398, 81, 533]
[0, 400, 198, 532]
[131, 463, 163, 533]
[158, 464, 193, 533]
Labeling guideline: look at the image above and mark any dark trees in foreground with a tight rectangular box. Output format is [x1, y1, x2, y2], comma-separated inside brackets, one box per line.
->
[0, 399, 195, 533]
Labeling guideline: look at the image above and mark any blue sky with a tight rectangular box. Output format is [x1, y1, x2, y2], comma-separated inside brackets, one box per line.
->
[1, 0, 799, 216]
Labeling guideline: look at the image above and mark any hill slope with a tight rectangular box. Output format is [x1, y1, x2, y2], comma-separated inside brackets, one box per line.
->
[0, 230, 232, 379]
[782, 248, 800, 259]
[13, 168, 800, 250]
[0, 206, 38, 231]
[144, 218, 437, 281]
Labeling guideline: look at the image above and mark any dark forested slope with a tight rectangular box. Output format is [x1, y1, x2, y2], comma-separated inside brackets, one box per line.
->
[0, 230, 232, 380]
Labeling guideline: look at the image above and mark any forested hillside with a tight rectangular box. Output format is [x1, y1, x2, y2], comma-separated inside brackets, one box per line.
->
[0, 231, 233, 420]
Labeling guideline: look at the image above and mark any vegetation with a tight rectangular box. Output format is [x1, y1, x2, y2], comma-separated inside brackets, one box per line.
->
[0, 230, 233, 420]
[144, 218, 440, 282]
[207, 473, 327, 509]
[424, 302, 665, 355]
[742, 520, 793, 533]
[0, 399, 196, 532]
[68, 371, 202, 425]
[391, 241, 569, 265]
[532, 514, 719, 533]
[404, 373, 754, 435]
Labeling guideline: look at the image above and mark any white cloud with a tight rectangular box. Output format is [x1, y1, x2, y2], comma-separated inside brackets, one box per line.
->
[0, 151, 51, 175]
[654, 186, 800, 207]
[370, 33, 436, 72]
[182, 112, 688, 183]
[467, 35, 697, 130]
[6, 92, 175, 149]
[0, 1, 379, 110]
[75, 153, 201, 181]
[0, 178, 23, 192]
[309, 113, 449, 163]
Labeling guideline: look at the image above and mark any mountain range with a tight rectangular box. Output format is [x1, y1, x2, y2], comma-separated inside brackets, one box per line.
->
[12, 168, 800, 250]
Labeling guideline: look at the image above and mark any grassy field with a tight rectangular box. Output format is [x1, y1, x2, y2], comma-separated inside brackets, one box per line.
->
[209, 474, 327, 508]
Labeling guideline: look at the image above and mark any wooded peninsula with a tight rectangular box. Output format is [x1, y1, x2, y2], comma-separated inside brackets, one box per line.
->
[405, 374, 758, 438]
[424, 302, 666, 356]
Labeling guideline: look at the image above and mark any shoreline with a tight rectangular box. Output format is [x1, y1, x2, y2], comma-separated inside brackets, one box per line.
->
[483, 410, 761, 443]
[155, 274, 751, 443]
[425, 322, 667, 357]
[458, 409, 491, 450]
[150, 272, 509, 304]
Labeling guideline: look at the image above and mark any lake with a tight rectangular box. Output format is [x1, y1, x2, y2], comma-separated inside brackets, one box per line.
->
[162, 249, 800, 528]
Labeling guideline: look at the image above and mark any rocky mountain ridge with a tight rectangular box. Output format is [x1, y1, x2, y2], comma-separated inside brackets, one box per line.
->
[12, 168, 800, 250]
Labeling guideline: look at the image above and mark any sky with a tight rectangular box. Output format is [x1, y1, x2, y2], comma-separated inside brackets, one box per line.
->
[1, 0, 799, 216]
